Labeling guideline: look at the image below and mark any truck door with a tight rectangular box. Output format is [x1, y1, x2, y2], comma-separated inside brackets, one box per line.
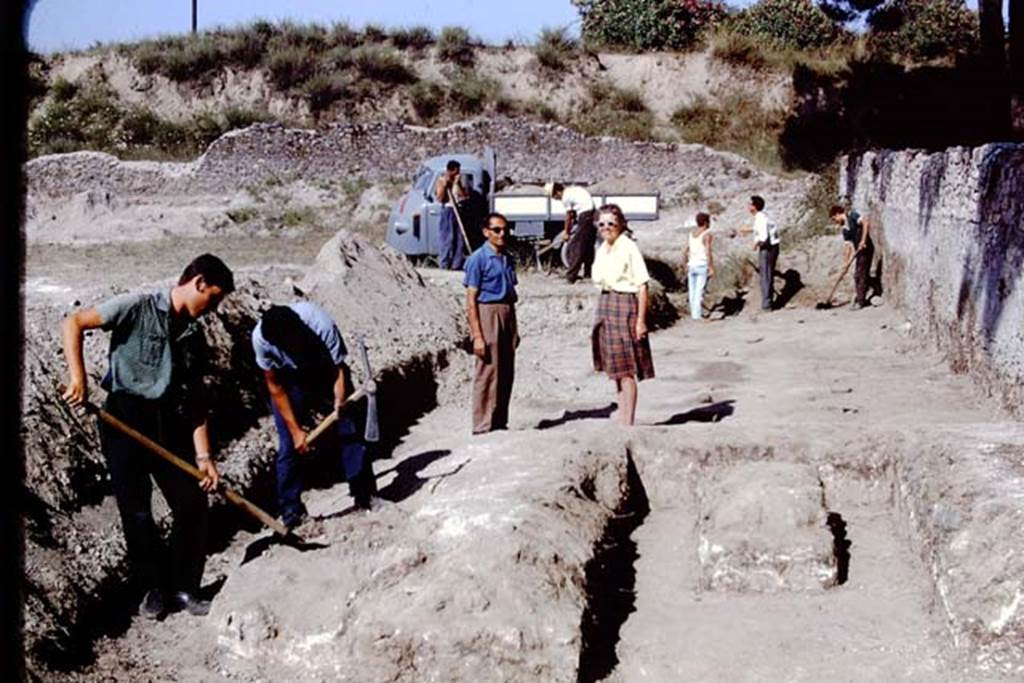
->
[423, 172, 444, 260]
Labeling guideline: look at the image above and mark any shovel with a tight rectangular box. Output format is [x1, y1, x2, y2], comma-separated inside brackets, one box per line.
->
[816, 256, 854, 310]
[60, 387, 291, 538]
[448, 188, 473, 256]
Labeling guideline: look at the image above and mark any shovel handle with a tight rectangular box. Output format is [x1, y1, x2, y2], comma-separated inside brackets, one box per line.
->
[824, 256, 855, 304]
[305, 384, 368, 447]
[62, 390, 290, 537]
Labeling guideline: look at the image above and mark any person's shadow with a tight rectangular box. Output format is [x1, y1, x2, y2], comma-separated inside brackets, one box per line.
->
[772, 268, 804, 309]
[708, 291, 746, 319]
[536, 403, 617, 430]
[655, 400, 735, 425]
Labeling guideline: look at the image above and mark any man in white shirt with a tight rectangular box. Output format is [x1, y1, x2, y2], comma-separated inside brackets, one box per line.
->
[741, 195, 780, 311]
[546, 182, 597, 284]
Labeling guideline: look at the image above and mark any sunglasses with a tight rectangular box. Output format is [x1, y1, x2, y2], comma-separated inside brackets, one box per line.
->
[486, 225, 507, 233]
[597, 221, 618, 228]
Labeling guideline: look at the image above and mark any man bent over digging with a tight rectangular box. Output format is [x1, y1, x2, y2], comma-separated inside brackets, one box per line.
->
[61, 254, 235, 620]
[251, 302, 379, 534]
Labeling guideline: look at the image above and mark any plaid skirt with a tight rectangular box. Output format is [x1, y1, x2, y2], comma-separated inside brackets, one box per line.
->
[592, 290, 655, 381]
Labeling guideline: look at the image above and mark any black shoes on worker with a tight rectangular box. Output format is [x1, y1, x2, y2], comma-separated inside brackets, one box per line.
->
[170, 590, 212, 616]
[138, 588, 210, 619]
[139, 588, 165, 620]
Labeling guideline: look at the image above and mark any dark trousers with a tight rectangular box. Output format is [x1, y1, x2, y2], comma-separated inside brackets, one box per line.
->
[99, 392, 208, 594]
[472, 303, 517, 434]
[438, 206, 466, 271]
[269, 377, 376, 525]
[854, 238, 875, 306]
[565, 210, 596, 282]
[758, 243, 780, 310]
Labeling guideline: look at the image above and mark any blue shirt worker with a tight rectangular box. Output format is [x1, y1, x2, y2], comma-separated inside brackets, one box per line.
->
[61, 254, 235, 620]
[464, 212, 519, 434]
[251, 302, 377, 531]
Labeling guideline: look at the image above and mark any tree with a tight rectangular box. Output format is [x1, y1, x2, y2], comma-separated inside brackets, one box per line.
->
[979, 0, 1006, 70]
[1012, 0, 1024, 132]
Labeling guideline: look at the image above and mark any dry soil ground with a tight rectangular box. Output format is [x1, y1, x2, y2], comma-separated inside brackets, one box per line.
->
[28, 226, 1022, 680]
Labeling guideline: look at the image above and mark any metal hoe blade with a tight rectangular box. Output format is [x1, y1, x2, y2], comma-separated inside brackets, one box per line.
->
[356, 336, 380, 443]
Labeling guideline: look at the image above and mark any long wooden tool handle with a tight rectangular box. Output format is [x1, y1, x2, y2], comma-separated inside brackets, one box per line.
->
[305, 385, 368, 448]
[79, 399, 289, 537]
[448, 188, 472, 255]
[826, 257, 855, 303]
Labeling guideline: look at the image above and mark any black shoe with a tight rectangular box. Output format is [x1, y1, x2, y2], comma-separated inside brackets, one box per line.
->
[170, 591, 211, 616]
[139, 588, 165, 620]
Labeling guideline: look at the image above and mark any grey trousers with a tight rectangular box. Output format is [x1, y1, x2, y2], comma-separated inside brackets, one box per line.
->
[758, 243, 779, 310]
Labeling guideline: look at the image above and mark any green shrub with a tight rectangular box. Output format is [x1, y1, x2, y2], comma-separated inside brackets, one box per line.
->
[325, 45, 355, 70]
[447, 69, 501, 115]
[572, 0, 728, 51]
[222, 25, 270, 69]
[535, 27, 578, 70]
[119, 106, 188, 148]
[266, 46, 318, 90]
[709, 30, 770, 70]
[730, 0, 842, 50]
[522, 98, 560, 122]
[221, 106, 272, 130]
[304, 73, 351, 113]
[437, 26, 475, 66]
[272, 21, 328, 51]
[50, 77, 78, 102]
[329, 22, 362, 48]
[362, 24, 389, 43]
[132, 35, 223, 82]
[227, 206, 259, 223]
[410, 81, 446, 122]
[351, 45, 416, 84]
[867, 0, 977, 62]
[29, 81, 122, 154]
[390, 25, 435, 50]
[571, 82, 656, 141]
[671, 90, 785, 170]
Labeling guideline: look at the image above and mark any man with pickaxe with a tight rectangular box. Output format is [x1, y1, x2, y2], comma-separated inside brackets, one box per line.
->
[251, 303, 380, 534]
[61, 254, 234, 620]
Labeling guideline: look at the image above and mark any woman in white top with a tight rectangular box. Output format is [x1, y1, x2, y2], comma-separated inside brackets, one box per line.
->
[590, 204, 655, 426]
[682, 212, 715, 321]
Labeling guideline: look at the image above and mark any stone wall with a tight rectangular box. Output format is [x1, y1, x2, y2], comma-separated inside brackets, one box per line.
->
[26, 118, 804, 209]
[840, 144, 1024, 416]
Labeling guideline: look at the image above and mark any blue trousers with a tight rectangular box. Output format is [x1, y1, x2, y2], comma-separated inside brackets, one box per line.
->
[269, 379, 373, 526]
[438, 206, 465, 270]
[688, 264, 708, 320]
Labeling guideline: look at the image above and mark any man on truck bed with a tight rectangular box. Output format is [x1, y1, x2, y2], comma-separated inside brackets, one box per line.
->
[435, 160, 469, 271]
[546, 182, 597, 284]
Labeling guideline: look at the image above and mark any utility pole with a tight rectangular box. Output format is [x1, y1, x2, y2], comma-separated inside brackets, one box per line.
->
[191, 0, 197, 34]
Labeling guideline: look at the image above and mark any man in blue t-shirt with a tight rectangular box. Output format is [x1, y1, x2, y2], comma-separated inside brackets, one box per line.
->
[829, 205, 875, 309]
[463, 212, 519, 434]
[251, 302, 378, 530]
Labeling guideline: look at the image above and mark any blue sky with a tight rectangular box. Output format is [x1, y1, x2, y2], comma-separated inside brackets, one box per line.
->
[26, 0, 982, 54]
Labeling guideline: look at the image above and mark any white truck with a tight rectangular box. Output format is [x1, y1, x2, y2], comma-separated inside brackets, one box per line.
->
[386, 148, 660, 268]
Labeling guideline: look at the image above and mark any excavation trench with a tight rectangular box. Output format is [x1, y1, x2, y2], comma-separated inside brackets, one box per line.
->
[593, 446, 955, 682]
[34, 347, 460, 674]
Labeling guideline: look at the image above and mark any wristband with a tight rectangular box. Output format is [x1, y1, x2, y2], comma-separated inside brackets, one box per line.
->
[196, 453, 212, 463]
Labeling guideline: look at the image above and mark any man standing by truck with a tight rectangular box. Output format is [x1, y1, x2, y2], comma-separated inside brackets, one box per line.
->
[435, 160, 469, 271]
[464, 212, 519, 434]
[546, 182, 597, 284]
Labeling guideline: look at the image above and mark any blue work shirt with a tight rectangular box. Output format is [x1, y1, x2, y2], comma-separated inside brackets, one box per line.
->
[463, 242, 518, 303]
[251, 301, 348, 372]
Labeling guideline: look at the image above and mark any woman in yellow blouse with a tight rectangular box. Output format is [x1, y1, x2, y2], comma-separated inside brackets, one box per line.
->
[590, 204, 655, 426]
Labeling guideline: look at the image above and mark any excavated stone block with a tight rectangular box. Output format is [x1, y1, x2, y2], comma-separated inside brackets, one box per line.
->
[698, 462, 837, 592]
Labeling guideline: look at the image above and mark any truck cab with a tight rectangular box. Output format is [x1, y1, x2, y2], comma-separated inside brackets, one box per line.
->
[386, 148, 495, 262]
